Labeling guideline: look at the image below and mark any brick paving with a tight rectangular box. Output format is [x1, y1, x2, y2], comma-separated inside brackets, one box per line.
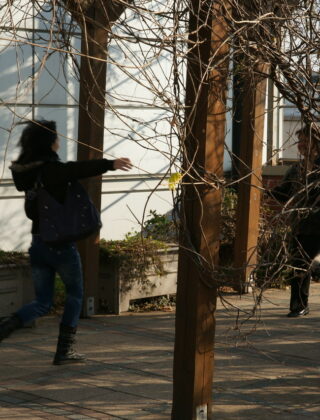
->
[0, 284, 320, 419]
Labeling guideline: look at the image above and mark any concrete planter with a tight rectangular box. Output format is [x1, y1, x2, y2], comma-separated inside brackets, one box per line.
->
[99, 246, 178, 314]
[0, 264, 34, 317]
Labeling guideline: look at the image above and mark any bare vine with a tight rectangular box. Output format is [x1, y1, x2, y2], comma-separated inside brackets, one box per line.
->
[0, 0, 320, 334]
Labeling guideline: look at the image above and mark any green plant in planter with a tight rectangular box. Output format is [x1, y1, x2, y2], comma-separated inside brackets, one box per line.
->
[100, 235, 168, 293]
[99, 209, 178, 293]
[0, 250, 29, 266]
[129, 294, 176, 312]
[142, 210, 178, 243]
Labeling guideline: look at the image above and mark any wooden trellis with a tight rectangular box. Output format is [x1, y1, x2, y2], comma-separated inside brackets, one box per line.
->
[66, 1, 266, 419]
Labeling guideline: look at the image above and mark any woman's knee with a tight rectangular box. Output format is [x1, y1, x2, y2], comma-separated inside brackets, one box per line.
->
[66, 290, 83, 304]
[65, 281, 83, 299]
[37, 301, 53, 315]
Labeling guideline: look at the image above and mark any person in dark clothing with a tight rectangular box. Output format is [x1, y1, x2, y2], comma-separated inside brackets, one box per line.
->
[0, 120, 132, 364]
[270, 124, 320, 317]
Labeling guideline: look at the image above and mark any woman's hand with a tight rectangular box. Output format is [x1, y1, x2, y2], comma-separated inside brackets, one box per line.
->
[113, 158, 133, 171]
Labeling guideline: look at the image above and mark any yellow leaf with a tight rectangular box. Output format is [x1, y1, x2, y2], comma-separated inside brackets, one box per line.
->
[168, 172, 183, 191]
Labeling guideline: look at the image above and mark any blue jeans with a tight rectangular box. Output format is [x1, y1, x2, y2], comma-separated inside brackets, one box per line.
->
[16, 235, 83, 328]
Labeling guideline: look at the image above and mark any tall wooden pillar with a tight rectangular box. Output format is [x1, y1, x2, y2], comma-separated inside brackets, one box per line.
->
[76, 5, 109, 316]
[234, 65, 268, 292]
[74, 1, 129, 316]
[172, 2, 229, 419]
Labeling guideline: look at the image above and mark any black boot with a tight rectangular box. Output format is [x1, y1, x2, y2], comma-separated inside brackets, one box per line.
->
[0, 314, 22, 342]
[53, 324, 86, 365]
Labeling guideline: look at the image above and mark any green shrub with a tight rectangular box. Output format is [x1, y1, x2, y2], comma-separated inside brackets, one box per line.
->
[0, 250, 28, 265]
[141, 210, 178, 243]
[53, 275, 66, 309]
[218, 187, 291, 288]
[100, 236, 168, 293]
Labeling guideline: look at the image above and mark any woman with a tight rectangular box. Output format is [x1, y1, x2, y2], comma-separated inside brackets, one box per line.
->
[270, 124, 320, 317]
[0, 120, 132, 364]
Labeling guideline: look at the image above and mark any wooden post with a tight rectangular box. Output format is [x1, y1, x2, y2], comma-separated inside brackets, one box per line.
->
[172, 2, 229, 419]
[77, 8, 108, 316]
[233, 65, 268, 292]
[74, 1, 128, 316]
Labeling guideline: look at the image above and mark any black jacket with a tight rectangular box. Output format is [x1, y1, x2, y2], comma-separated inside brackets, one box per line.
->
[270, 158, 320, 235]
[10, 155, 115, 234]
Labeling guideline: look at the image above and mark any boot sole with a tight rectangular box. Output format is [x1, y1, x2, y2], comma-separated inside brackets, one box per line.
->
[53, 359, 86, 365]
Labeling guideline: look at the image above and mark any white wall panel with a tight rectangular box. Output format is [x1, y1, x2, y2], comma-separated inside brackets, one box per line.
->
[107, 41, 179, 107]
[111, 0, 185, 39]
[281, 119, 301, 160]
[0, 0, 34, 31]
[34, 48, 79, 106]
[0, 107, 32, 179]
[33, 106, 78, 162]
[104, 107, 179, 175]
[0, 193, 32, 251]
[34, 2, 70, 32]
[100, 183, 174, 240]
[0, 40, 33, 104]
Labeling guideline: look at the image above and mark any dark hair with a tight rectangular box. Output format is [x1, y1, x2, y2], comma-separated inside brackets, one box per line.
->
[16, 120, 57, 164]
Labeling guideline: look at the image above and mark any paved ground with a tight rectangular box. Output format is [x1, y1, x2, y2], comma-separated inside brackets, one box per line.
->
[0, 284, 320, 419]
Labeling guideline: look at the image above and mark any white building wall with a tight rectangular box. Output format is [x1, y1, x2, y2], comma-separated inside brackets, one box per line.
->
[0, 2, 237, 251]
[0, 3, 179, 251]
[2, 0, 309, 252]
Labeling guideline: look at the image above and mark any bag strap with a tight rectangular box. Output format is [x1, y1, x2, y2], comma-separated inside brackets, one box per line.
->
[34, 168, 44, 189]
[25, 167, 45, 200]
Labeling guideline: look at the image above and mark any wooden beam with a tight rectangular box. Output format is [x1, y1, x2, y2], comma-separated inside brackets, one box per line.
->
[172, 2, 229, 419]
[69, 0, 129, 316]
[74, 1, 129, 316]
[76, 5, 108, 316]
[233, 65, 268, 292]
